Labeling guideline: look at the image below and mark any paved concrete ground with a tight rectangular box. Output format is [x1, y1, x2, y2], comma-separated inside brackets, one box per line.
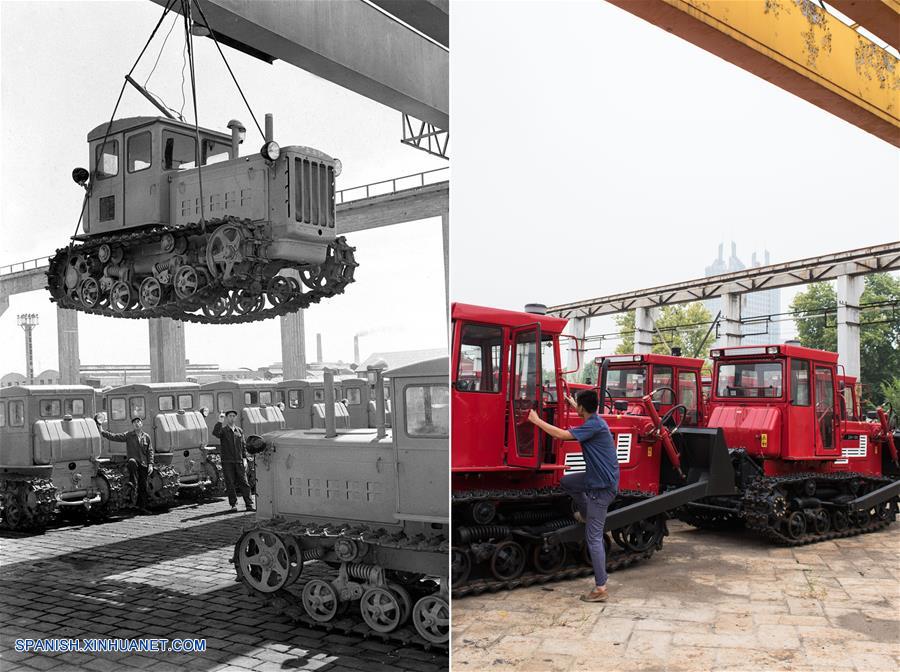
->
[0, 499, 447, 672]
[452, 521, 900, 672]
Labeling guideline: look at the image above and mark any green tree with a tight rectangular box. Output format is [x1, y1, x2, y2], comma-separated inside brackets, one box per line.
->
[791, 274, 900, 405]
[614, 303, 715, 358]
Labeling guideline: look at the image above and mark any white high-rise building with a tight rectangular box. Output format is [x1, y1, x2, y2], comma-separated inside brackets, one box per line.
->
[703, 242, 781, 346]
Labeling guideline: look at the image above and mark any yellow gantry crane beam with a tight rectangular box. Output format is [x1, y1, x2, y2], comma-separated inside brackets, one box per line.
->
[606, 0, 900, 146]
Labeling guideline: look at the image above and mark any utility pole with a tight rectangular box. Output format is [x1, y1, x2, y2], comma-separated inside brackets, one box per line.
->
[17, 313, 39, 384]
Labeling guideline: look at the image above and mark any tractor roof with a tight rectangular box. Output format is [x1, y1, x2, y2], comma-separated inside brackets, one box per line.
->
[105, 382, 199, 394]
[597, 353, 706, 369]
[388, 356, 449, 379]
[0, 385, 96, 397]
[452, 303, 568, 334]
[711, 343, 838, 363]
[200, 380, 276, 390]
[87, 116, 231, 142]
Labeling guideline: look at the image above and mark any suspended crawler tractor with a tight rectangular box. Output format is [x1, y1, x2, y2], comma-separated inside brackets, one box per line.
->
[677, 344, 900, 544]
[232, 360, 449, 647]
[0, 385, 129, 531]
[47, 116, 356, 324]
[450, 303, 734, 596]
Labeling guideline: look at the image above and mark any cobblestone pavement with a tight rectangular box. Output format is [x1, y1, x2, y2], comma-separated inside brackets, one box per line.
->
[452, 521, 900, 672]
[0, 499, 447, 672]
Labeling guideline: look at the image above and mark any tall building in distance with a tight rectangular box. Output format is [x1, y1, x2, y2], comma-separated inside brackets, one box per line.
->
[704, 242, 781, 346]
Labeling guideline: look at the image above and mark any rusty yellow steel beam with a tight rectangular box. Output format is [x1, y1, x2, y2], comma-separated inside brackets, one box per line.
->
[828, 0, 900, 51]
[606, 0, 900, 146]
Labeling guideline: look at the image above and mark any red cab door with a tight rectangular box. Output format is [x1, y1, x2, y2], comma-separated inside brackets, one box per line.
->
[507, 325, 542, 468]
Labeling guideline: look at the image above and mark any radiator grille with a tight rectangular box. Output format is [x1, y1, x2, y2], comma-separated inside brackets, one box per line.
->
[295, 158, 335, 228]
[563, 433, 633, 472]
[99, 195, 115, 222]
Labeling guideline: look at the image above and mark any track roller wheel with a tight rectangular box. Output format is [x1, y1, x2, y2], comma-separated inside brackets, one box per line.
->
[412, 595, 449, 645]
[532, 541, 567, 574]
[236, 530, 291, 593]
[266, 276, 294, 306]
[786, 511, 807, 539]
[359, 587, 403, 633]
[79, 277, 101, 308]
[301, 579, 341, 622]
[173, 266, 202, 300]
[280, 533, 303, 586]
[490, 541, 526, 580]
[831, 509, 849, 532]
[812, 509, 830, 535]
[109, 281, 134, 312]
[3, 496, 25, 530]
[233, 289, 264, 315]
[388, 582, 412, 625]
[451, 547, 471, 587]
[139, 277, 163, 309]
[851, 509, 870, 528]
[98, 244, 112, 263]
[202, 294, 233, 319]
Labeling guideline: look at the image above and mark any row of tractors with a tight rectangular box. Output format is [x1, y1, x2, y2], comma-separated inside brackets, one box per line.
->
[0, 372, 393, 532]
[450, 303, 900, 595]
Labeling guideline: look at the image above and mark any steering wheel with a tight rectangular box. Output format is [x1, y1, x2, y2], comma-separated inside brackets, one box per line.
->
[602, 387, 617, 413]
[650, 386, 676, 405]
[659, 404, 688, 431]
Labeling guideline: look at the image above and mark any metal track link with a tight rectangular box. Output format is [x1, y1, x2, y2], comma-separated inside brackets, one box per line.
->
[0, 477, 58, 531]
[96, 467, 129, 516]
[233, 520, 448, 652]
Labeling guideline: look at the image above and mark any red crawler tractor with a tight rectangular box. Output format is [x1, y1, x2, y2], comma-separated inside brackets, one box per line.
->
[450, 303, 734, 596]
[678, 344, 900, 543]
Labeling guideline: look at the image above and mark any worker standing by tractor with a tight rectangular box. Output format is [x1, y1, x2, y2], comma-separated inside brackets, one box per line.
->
[95, 415, 155, 515]
[528, 390, 619, 603]
[213, 411, 255, 513]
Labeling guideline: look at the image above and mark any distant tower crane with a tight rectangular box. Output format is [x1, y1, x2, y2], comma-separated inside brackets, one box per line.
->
[17, 313, 39, 383]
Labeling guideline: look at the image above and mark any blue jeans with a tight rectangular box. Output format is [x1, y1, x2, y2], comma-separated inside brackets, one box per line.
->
[560, 472, 617, 587]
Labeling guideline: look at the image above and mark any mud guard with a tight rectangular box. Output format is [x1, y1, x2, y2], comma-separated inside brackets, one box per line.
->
[540, 428, 734, 545]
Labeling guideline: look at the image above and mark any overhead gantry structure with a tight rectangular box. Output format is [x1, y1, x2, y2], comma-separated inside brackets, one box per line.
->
[606, 0, 900, 146]
[549, 242, 900, 379]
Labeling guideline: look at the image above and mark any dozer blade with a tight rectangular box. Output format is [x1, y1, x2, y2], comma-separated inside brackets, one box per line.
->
[542, 428, 736, 545]
[847, 479, 900, 512]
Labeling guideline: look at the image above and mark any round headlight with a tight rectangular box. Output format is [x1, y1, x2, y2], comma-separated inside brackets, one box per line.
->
[261, 141, 280, 161]
[333, 158, 342, 177]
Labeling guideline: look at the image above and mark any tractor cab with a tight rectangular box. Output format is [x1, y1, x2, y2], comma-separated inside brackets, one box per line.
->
[708, 344, 843, 465]
[82, 116, 234, 235]
[597, 353, 706, 427]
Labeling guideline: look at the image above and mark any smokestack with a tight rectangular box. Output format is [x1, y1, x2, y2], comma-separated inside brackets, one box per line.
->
[316, 333, 323, 363]
[323, 367, 337, 438]
[354, 335, 360, 365]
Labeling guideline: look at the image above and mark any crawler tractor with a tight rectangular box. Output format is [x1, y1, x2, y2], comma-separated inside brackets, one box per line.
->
[678, 344, 900, 543]
[450, 303, 734, 596]
[232, 360, 448, 647]
[47, 116, 356, 323]
[0, 385, 128, 530]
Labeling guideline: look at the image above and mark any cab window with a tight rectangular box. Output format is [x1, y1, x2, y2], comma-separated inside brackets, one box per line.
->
[200, 392, 214, 410]
[405, 385, 449, 437]
[130, 396, 146, 419]
[95, 140, 119, 179]
[203, 138, 230, 165]
[678, 372, 699, 424]
[456, 324, 503, 393]
[288, 390, 302, 409]
[259, 391, 272, 405]
[652, 366, 674, 404]
[840, 384, 857, 421]
[607, 366, 646, 398]
[244, 391, 258, 405]
[216, 392, 233, 413]
[314, 389, 325, 402]
[127, 132, 152, 172]
[178, 394, 193, 410]
[10, 401, 25, 427]
[110, 397, 127, 421]
[717, 362, 783, 398]
[790, 360, 810, 406]
[40, 399, 62, 418]
[64, 399, 85, 417]
[163, 131, 197, 170]
[159, 395, 175, 411]
[346, 388, 361, 405]
[0, 401, 6, 427]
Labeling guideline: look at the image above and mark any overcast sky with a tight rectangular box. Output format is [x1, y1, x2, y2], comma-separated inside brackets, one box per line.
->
[450, 0, 899, 352]
[0, 0, 447, 374]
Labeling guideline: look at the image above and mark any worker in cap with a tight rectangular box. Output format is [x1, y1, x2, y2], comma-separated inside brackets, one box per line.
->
[95, 414, 154, 514]
[213, 410, 254, 513]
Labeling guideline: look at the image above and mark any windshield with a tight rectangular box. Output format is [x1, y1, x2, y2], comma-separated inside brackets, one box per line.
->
[606, 366, 646, 398]
[716, 361, 783, 399]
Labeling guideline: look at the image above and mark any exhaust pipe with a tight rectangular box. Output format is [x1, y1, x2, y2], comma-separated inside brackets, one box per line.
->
[323, 367, 337, 438]
[368, 362, 387, 439]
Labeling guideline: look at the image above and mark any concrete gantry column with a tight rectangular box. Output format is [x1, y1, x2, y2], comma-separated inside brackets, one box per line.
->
[280, 310, 307, 380]
[442, 211, 449, 317]
[565, 317, 589, 375]
[633, 307, 659, 354]
[56, 308, 80, 385]
[837, 275, 864, 379]
[149, 318, 186, 383]
[721, 293, 743, 347]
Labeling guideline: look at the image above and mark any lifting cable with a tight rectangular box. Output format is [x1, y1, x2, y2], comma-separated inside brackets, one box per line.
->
[181, 0, 206, 231]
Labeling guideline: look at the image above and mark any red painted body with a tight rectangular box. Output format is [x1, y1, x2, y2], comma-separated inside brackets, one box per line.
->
[706, 345, 893, 478]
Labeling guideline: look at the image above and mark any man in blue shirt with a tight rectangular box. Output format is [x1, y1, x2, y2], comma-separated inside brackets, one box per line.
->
[528, 389, 619, 602]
